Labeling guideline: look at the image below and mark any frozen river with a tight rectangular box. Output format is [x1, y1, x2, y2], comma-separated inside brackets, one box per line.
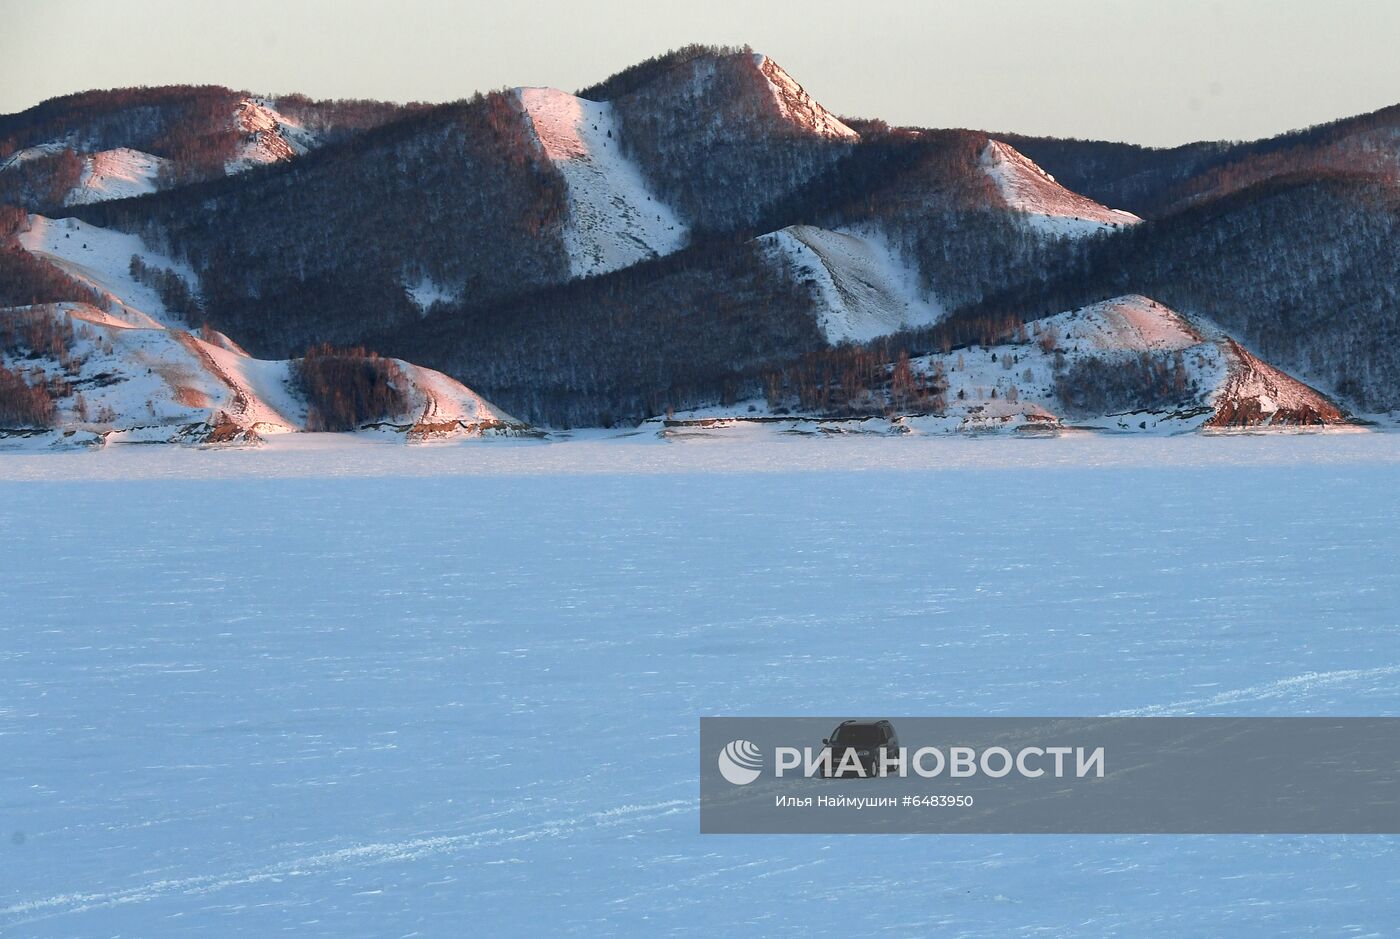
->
[3, 431, 1398, 935]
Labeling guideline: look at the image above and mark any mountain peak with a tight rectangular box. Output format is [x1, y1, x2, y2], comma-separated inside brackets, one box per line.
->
[225, 97, 318, 172]
[981, 139, 1140, 236]
[750, 54, 858, 141]
[575, 44, 748, 101]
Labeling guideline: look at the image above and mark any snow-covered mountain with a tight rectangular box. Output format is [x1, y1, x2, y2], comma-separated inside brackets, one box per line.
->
[583, 48, 861, 231]
[509, 51, 860, 277]
[2, 45, 1393, 431]
[31, 98, 318, 202]
[750, 136, 1141, 343]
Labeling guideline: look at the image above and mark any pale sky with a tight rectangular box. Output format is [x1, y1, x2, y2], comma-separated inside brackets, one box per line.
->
[3, 0, 1399, 147]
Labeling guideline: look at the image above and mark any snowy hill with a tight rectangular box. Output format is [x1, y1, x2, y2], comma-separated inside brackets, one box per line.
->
[518, 87, 686, 277]
[0, 141, 69, 170]
[0, 92, 330, 209]
[64, 148, 168, 205]
[659, 296, 1347, 435]
[762, 224, 942, 343]
[917, 295, 1343, 433]
[5, 214, 528, 445]
[0, 302, 527, 447]
[981, 140, 1141, 237]
[18, 214, 201, 327]
[581, 48, 861, 232]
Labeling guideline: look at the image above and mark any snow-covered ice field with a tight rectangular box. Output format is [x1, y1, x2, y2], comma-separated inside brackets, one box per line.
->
[3, 433, 1399, 936]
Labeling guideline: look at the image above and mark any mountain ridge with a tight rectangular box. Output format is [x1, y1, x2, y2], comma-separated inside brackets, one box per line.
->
[3, 45, 1389, 440]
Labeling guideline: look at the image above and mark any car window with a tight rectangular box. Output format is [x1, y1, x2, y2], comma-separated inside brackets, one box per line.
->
[833, 725, 883, 747]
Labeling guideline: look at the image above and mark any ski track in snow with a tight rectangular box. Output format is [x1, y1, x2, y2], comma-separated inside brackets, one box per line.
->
[2, 799, 690, 925]
[1110, 666, 1400, 716]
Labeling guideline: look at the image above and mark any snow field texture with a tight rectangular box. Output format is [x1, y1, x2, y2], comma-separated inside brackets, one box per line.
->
[2, 435, 1399, 936]
[763, 224, 945, 343]
[19, 214, 201, 328]
[518, 87, 686, 278]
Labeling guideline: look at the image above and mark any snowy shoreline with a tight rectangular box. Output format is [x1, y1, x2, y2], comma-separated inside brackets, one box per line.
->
[2, 425, 1397, 482]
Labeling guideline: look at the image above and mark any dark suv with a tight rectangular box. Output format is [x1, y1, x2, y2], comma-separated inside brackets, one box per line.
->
[822, 719, 900, 778]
